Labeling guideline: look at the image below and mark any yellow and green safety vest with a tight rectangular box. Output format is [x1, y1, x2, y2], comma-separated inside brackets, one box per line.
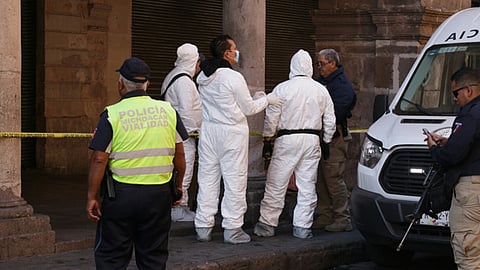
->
[106, 96, 177, 185]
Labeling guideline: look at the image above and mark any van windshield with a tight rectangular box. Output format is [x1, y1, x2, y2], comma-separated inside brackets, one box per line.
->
[396, 43, 480, 116]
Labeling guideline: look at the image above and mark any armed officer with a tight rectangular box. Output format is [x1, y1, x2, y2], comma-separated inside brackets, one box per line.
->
[86, 57, 188, 269]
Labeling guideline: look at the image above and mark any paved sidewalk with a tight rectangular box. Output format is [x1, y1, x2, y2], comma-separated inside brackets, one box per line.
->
[4, 170, 367, 269]
[0, 223, 366, 270]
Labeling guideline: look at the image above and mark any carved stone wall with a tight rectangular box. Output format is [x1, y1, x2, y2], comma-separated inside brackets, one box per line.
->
[40, 0, 111, 174]
[35, 0, 471, 176]
[312, 0, 471, 189]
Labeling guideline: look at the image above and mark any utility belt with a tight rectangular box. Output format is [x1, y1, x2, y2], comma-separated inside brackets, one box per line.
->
[276, 129, 322, 138]
[276, 129, 329, 160]
[102, 170, 171, 200]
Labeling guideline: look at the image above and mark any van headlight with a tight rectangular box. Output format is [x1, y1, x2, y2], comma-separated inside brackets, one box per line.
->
[359, 136, 383, 168]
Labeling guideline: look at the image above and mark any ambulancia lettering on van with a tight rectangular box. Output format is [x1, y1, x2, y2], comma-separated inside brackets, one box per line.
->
[445, 29, 480, 42]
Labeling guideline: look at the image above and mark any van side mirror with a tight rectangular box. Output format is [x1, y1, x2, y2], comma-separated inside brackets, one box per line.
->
[373, 94, 389, 122]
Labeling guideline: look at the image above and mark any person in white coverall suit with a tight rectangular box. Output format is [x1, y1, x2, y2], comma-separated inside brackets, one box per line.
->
[161, 43, 202, 222]
[194, 34, 282, 244]
[254, 49, 336, 239]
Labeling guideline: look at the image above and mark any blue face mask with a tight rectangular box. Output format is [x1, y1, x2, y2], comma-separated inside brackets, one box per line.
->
[233, 50, 240, 62]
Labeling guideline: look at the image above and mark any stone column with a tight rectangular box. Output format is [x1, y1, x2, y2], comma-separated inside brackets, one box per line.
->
[0, 0, 22, 197]
[223, 0, 266, 226]
[223, 0, 266, 177]
[0, 1, 54, 259]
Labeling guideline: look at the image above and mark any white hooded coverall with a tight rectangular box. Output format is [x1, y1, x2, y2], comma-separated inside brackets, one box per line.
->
[195, 64, 268, 230]
[161, 43, 201, 207]
[259, 49, 336, 229]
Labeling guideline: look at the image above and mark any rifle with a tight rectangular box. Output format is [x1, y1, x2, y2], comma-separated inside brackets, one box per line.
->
[396, 165, 440, 251]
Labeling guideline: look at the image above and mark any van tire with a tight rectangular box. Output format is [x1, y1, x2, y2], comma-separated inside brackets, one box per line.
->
[366, 242, 414, 267]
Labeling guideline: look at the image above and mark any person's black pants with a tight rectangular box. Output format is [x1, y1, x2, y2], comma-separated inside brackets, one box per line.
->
[94, 181, 172, 270]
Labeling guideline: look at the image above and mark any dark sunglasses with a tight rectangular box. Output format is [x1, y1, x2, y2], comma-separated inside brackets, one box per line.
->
[452, 84, 478, 98]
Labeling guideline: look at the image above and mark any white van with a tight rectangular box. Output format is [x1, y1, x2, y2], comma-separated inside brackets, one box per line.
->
[351, 7, 480, 266]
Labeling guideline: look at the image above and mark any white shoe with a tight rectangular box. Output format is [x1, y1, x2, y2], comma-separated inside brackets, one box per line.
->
[254, 222, 275, 237]
[292, 226, 313, 239]
[171, 206, 195, 222]
[196, 227, 213, 242]
[224, 228, 251, 244]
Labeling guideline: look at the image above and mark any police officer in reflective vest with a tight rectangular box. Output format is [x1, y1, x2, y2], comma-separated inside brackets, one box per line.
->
[86, 57, 188, 269]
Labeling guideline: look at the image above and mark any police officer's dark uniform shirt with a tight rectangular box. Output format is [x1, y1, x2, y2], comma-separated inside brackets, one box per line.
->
[430, 95, 480, 176]
[90, 90, 189, 152]
[315, 65, 356, 125]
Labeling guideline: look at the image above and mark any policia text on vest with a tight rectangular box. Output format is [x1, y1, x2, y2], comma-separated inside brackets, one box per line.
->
[119, 106, 171, 131]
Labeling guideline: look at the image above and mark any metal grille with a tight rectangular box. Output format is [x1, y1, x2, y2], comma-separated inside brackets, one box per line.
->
[132, 1, 318, 96]
[380, 149, 434, 196]
[132, 0, 223, 99]
[266, 0, 317, 92]
[21, 0, 37, 168]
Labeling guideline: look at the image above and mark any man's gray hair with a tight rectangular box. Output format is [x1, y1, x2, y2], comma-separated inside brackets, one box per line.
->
[119, 74, 148, 92]
[318, 48, 340, 66]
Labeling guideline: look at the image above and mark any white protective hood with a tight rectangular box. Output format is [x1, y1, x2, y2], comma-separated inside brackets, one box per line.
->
[160, 43, 199, 94]
[264, 49, 336, 143]
[174, 43, 198, 77]
[160, 43, 202, 133]
[289, 49, 313, 79]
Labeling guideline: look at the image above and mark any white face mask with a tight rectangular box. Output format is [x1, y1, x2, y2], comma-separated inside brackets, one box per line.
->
[233, 50, 240, 62]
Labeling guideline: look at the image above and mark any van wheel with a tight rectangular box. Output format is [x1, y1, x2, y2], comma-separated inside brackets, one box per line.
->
[366, 243, 414, 267]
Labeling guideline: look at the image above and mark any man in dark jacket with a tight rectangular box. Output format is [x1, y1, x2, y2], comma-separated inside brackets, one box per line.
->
[313, 48, 356, 232]
[426, 67, 480, 269]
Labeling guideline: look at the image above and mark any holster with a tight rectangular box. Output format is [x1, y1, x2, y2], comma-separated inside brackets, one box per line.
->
[169, 170, 183, 205]
[100, 169, 116, 199]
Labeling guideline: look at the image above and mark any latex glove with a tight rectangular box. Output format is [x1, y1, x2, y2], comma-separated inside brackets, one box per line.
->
[266, 93, 283, 106]
[320, 140, 330, 160]
[253, 91, 266, 100]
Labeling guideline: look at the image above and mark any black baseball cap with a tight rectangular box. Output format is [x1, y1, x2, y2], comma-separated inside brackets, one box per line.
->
[116, 57, 151, 83]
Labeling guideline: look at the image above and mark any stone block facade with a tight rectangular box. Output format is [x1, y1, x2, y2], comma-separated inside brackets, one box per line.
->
[311, 0, 471, 188]
[33, 0, 472, 177]
[39, 0, 112, 174]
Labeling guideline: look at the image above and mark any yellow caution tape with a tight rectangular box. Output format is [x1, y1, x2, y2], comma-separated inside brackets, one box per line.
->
[0, 128, 368, 139]
[0, 132, 93, 138]
[349, 128, 369, 134]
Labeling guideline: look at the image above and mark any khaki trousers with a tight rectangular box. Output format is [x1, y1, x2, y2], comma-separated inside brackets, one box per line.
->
[316, 125, 351, 223]
[450, 175, 480, 270]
